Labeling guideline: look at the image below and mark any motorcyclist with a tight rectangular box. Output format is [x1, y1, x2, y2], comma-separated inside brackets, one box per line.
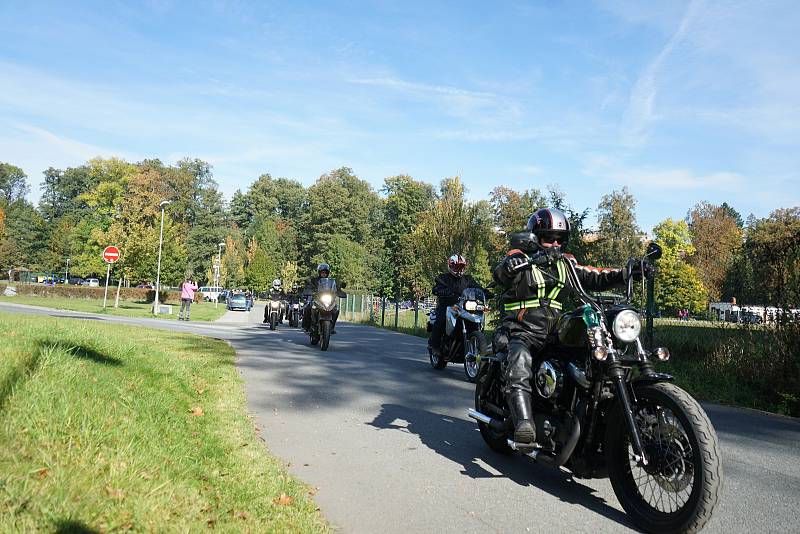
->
[264, 278, 285, 324]
[302, 263, 346, 333]
[493, 207, 641, 445]
[427, 254, 483, 357]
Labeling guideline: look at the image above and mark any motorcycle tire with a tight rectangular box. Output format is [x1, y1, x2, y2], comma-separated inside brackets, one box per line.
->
[474, 362, 512, 454]
[320, 321, 331, 351]
[310, 330, 319, 345]
[463, 330, 488, 383]
[605, 382, 722, 534]
[270, 314, 277, 331]
[429, 346, 447, 370]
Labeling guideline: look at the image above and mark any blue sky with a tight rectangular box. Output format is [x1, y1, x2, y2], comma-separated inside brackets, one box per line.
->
[1, 0, 798, 231]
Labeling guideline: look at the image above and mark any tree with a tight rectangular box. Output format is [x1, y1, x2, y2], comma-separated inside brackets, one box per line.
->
[651, 219, 708, 315]
[743, 208, 800, 306]
[0, 163, 29, 205]
[489, 185, 547, 234]
[594, 187, 644, 266]
[1, 200, 47, 269]
[380, 175, 435, 297]
[687, 202, 743, 302]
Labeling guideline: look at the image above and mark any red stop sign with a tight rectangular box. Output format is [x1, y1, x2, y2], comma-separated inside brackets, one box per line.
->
[103, 246, 120, 263]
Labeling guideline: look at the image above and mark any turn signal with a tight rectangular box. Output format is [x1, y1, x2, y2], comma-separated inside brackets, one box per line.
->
[654, 347, 671, 361]
[592, 347, 608, 361]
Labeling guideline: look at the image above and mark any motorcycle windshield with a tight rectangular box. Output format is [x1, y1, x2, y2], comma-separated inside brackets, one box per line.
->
[461, 287, 486, 304]
[316, 278, 337, 293]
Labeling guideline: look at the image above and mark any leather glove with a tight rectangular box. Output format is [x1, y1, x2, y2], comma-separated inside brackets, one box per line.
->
[544, 247, 563, 262]
[505, 256, 527, 274]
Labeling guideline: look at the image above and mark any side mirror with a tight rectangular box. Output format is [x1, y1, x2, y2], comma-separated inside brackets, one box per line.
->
[509, 231, 538, 251]
[646, 242, 662, 260]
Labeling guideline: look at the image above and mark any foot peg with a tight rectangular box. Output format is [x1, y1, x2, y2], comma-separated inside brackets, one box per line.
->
[507, 439, 540, 457]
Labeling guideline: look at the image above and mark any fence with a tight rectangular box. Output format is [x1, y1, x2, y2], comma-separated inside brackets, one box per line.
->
[336, 292, 431, 330]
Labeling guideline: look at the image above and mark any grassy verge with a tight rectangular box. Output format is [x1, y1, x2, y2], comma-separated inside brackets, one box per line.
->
[358, 311, 799, 417]
[0, 294, 228, 322]
[0, 312, 328, 532]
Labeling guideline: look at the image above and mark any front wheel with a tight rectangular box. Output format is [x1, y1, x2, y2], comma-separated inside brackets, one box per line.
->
[320, 321, 331, 351]
[270, 313, 277, 330]
[428, 345, 447, 370]
[463, 330, 487, 383]
[606, 382, 722, 533]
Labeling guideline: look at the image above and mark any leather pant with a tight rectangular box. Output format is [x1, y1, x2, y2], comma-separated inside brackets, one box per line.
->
[428, 304, 448, 348]
[502, 307, 557, 395]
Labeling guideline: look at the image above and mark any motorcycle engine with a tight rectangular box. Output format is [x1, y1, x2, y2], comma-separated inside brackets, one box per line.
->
[535, 360, 563, 400]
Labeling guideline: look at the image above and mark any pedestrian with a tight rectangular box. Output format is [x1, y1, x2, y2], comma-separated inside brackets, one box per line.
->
[179, 277, 198, 321]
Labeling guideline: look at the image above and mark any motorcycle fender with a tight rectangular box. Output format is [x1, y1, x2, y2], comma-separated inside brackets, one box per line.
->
[318, 310, 334, 320]
[445, 306, 457, 336]
[633, 372, 674, 385]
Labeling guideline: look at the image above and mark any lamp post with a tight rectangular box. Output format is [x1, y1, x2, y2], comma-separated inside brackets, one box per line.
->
[64, 258, 70, 284]
[214, 241, 225, 308]
[153, 200, 172, 314]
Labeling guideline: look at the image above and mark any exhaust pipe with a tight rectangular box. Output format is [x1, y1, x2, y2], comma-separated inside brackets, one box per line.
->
[467, 409, 506, 432]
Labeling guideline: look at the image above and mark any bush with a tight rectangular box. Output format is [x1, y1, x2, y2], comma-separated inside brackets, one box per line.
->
[655, 320, 800, 416]
[7, 284, 200, 304]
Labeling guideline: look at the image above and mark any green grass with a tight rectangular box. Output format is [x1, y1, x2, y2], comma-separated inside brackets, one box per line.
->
[0, 294, 228, 322]
[0, 312, 329, 532]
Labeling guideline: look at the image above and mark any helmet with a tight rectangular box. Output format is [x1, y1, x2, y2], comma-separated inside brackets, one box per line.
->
[272, 278, 282, 290]
[526, 208, 570, 248]
[447, 254, 467, 277]
[317, 263, 330, 278]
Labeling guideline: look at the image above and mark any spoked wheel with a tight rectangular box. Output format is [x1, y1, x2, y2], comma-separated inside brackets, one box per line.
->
[606, 383, 722, 533]
[463, 330, 487, 383]
[320, 321, 331, 351]
[474, 363, 512, 454]
[428, 346, 447, 370]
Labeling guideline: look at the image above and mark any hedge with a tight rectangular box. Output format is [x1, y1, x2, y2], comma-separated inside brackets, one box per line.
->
[6, 284, 201, 304]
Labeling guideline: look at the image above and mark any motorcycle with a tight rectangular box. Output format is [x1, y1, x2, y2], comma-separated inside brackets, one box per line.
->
[427, 287, 489, 382]
[307, 278, 345, 351]
[468, 242, 722, 533]
[287, 298, 302, 328]
[265, 298, 283, 330]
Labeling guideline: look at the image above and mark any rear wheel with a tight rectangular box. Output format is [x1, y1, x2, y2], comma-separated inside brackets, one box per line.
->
[320, 321, 331, 351]
[606, 382, 722, 533]
[463, 330, 487, 383]
[474, 363, 512, 454]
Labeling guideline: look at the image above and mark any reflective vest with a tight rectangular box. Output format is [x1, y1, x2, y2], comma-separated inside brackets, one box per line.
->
[504, 257, 567, 311]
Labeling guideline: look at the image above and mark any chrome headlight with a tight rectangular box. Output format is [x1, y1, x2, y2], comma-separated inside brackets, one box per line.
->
[613, 310, 642, 342]
[320, 293, 333, 306]
[271, 301, 280, 309]
[464, 300, 477, 311]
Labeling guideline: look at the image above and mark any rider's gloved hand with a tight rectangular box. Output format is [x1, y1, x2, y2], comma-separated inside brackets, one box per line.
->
[505, 256, 527, 274]
[544, 246, 563, 262]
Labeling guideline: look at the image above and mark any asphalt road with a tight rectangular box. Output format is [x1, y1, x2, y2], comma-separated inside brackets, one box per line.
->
[2, 301, 799, 533]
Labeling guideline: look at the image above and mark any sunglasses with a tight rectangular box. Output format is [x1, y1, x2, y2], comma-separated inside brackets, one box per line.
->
[539, 234, 563, 244]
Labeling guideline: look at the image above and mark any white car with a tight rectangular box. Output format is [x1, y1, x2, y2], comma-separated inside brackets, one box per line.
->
[85, 278, 100, 287]
[199, 286, 224, 301]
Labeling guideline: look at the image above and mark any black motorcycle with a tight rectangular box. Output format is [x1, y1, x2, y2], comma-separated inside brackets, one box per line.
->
[427, 287, 490, 382]
[307, 278, 345, 351]
[287, 297, 302, 328]
[468, 243, 722, 533]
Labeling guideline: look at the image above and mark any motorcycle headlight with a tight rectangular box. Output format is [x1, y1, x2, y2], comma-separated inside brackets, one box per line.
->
[320, 293, 333, 306]
[464, 300, 477, 311]
[612, 310, 642, 342]
[271, 301, 280, 309]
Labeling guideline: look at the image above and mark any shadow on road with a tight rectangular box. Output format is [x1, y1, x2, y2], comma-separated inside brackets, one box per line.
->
[368, 403, 635, 531]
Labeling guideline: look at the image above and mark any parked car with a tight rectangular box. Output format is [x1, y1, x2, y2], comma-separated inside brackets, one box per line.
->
[136, 283, 154, 289]
[81, 278, 100, 287]
[68, 276, 85, 285]
[226, 293, 249, 311]
[198, 286, 223, 301]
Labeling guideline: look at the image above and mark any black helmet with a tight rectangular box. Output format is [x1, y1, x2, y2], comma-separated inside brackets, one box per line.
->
[317, 263, 330, 277]
[527, 208, 570, 248]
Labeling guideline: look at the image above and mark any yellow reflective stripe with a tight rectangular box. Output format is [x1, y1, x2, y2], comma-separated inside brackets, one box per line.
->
[531, 266, 546, 299]
[505, 299, 562, 311]
[547, 259, 566, 300]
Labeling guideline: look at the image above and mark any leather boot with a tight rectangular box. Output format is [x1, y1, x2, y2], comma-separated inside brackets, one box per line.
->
[506, 390, 536, 444]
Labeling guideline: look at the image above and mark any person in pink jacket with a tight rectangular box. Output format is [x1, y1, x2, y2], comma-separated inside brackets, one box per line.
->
[178, 277, 198, 321]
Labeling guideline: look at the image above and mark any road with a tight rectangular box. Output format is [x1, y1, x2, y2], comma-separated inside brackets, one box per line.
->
[2, 301, 798, 533]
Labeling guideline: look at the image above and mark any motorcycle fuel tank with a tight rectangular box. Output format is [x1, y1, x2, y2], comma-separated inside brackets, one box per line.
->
[557, 309, 589, 347]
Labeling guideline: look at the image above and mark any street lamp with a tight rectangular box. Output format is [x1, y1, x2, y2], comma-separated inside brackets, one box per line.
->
[64, 258, 70, 284]
[214, 242, 225, 308]
[153, 200, 172, 314]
